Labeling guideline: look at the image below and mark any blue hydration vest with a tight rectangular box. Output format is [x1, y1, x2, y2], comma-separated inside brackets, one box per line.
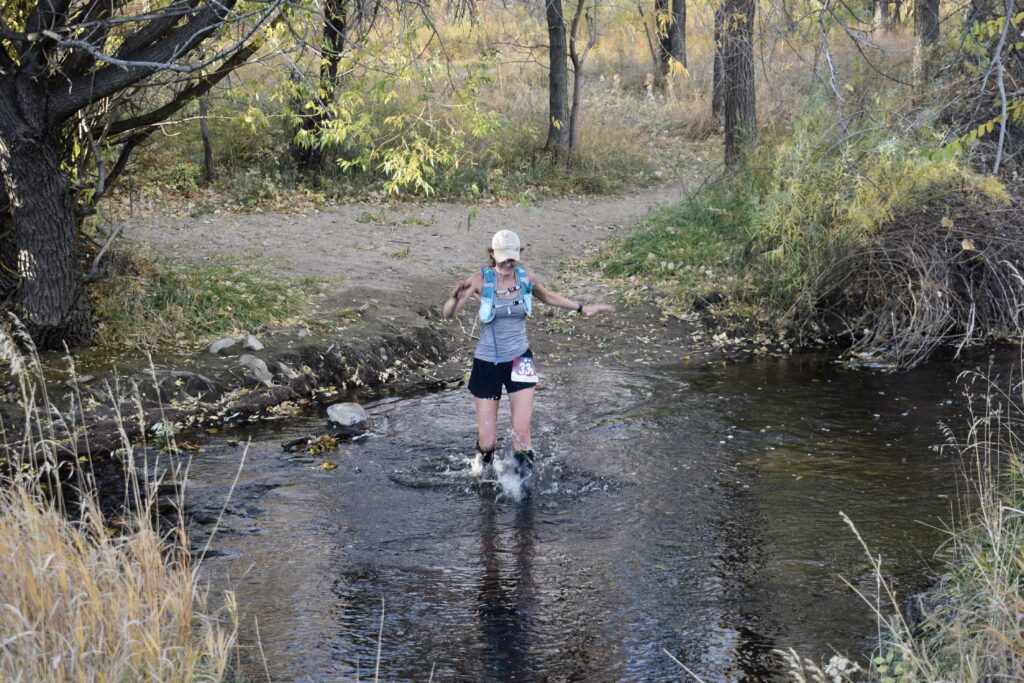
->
[479, 266, 532, 323]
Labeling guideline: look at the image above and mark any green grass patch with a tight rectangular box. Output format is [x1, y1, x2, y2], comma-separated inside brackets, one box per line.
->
[598, 183, 755, 312]
[91, 253, 324, 350]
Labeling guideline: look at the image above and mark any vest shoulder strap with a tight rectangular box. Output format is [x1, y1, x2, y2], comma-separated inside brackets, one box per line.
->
[478, 267, 497, 323]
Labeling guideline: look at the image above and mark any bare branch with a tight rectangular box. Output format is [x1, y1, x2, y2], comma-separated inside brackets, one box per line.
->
[105, 37, 263, 137]
[113, 0, 197, 60]
[991, 0, 1014, 173]
[50, 0, 283, 123]
[818, 0, 848, 136]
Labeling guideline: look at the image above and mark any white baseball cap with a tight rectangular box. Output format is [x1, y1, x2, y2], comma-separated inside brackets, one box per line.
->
[491, 230, 522, 262]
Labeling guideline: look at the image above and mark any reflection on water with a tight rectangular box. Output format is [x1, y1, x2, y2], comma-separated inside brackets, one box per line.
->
[477, 503, 536, 680]
[187, 352, 1003, 681]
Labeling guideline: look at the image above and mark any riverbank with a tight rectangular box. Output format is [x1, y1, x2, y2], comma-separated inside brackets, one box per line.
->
[3, 179, 735, 476]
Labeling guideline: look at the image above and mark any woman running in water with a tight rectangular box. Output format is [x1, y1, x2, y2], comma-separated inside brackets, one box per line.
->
[441, 229, 615, 480]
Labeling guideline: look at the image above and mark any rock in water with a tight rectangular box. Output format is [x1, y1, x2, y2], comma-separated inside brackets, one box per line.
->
[326, 402, 369, 436]
[210, 338, 237, 354]
[238, 354, 273, 386]
[242, 335, 265, 351]
[275, 361, 301, 380]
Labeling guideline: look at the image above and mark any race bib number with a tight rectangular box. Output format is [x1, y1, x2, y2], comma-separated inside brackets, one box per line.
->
[510, 356, 539, 383]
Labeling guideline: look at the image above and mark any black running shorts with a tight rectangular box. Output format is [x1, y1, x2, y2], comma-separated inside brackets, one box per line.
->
[468, 349, 537, 400]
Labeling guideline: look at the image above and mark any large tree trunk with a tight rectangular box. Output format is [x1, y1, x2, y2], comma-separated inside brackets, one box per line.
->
[722, 0, 756, 168]
[292, 0, 348, 172]
[0, 81, 92, 349]
[656, 0, 686, 79]
[712, 3, 725, 120]
[545, 0, 572, 160]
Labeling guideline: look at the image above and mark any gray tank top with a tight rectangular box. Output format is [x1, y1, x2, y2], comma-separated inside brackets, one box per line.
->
[475, 294, 529, 363]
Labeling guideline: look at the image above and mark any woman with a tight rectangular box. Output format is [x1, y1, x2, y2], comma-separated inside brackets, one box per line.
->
[441, 229, 615, 481]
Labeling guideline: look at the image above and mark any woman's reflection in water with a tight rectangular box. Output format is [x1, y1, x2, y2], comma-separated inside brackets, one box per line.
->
[477, 500, 539, 682]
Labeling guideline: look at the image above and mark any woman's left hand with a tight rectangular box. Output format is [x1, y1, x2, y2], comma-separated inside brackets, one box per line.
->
[583, 303, 615, 316]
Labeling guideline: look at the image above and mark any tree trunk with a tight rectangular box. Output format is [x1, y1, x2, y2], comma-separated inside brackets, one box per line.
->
[0, 81, 92, 349]
[199, 94, 215, 184]
[656, 0, 686, 79]
[545, 0, 572, 160]
[914, 0, 940, 80]
[670, 0, 686, 69]
[915, 0, 939, 40]
[722, 0, 756, 168]
[875, 0, 891, 29]
[322, 0, 348, 87]
[712, 3, 725, 120]
[291, 0, 348, 172]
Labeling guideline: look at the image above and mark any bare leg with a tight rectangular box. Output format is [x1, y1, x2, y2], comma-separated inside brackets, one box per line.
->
[508, 387, 536, 451]
[475, 397, 500, 452]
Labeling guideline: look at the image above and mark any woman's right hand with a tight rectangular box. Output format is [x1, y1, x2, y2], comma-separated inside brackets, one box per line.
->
[583, 303, 616, 316]
[442, 280, 473, 319]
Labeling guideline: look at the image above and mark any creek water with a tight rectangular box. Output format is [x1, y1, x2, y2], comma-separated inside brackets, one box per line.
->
[187, 353, 994, 681]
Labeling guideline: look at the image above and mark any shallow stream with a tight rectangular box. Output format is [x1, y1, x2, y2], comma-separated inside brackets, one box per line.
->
[188, 353, 994, 681]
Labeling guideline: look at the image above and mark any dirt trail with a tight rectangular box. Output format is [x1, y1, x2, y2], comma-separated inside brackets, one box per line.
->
[122, 184, 687, 304]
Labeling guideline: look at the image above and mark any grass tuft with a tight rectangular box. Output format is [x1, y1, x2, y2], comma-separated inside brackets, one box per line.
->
[91, 250, 324, 350]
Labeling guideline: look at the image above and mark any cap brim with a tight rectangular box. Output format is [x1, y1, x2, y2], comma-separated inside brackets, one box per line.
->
[493, 249, 520, 262]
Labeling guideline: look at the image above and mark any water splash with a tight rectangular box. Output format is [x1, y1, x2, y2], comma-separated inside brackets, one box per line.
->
[493, 452, 530, 503]
[466, 446, 533, 502]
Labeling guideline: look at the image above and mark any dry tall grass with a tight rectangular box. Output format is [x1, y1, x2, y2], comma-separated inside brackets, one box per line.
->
[0, 316, 237, 682]
[0, 489, 236, 682]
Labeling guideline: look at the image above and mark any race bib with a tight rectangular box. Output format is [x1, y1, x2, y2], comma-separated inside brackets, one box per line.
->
[510, 355, 539, 383]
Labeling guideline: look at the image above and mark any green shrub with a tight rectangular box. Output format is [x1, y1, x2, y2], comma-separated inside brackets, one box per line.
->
[747, 109, 1008, 309]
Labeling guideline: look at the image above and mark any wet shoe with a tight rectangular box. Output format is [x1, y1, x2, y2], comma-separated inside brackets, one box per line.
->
[475, 448, 497, 484]
[513, 449, 534, 481]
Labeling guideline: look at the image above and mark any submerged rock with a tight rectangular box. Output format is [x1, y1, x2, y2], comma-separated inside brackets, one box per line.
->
[242, 335, 265, 351]
[275, 361, 301, 381]
[238, 354, 273, 386]
[210, 338, 237, 355]
[326, 402, 369, 436]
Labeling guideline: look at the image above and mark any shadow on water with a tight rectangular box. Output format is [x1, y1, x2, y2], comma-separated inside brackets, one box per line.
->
[186, 351, 1009, 681]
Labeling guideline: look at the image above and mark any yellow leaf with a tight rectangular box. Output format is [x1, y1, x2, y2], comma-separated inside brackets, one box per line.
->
[321, 460, 338, 470]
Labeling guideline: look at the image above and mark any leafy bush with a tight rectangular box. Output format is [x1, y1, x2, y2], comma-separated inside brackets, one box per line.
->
[747, 110, 1009, 308]
[605, 103, 1021, 367]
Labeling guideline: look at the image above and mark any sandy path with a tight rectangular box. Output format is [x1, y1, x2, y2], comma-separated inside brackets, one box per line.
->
[122, 184, 687, 302]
